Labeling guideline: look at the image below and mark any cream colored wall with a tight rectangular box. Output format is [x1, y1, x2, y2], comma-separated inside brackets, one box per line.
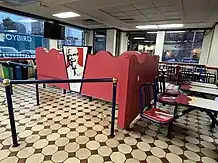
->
[207, 25, 218, 66]
[106, 29, 117, 56]
[154, 31, 165, 61]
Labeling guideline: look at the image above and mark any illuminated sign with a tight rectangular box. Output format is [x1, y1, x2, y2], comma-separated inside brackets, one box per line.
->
[0, 33, 32, 42]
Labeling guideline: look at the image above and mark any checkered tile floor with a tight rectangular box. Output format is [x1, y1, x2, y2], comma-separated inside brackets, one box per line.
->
[0, 84, 218, 163]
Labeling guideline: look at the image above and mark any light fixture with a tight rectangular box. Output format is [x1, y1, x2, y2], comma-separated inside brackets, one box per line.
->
[136, 25, 158, 29]
[20, 18, 38, 23]
[133, 37, 145, 40]
[158, 24, 184, 28]
[53, 12, 80, 18]
[147, 31, 158, 34]
[136, 24, 184, 29]
[166, 31, 186, 33]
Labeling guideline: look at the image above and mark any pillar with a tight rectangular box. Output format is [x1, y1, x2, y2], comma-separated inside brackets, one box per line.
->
[199, 30, 213, 65]
[154, 31, 165, 61]
[106, 29, 117, 56]
[49, 39, 58, 50]
[85, 30, 94, 53]
[119, 32, 128, 54]
[207, 25, 218, 66]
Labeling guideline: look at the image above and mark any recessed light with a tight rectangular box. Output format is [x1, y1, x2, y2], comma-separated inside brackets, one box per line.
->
[53, 12, 80, 18]
[133, 37, 145, 40]
[136, 25, 158, 29]
[158, 24, 184, 28]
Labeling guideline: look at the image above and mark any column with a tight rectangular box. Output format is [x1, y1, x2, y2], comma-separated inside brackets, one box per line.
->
[199, 30, 213, 65]
[85, 30, 94, 53]
[207, 25, 218, 66]
[119, 32, 128, 54]
[106, 29, 117, 56]
[154, 31, 165, 61]
[49, 39, 58, 50]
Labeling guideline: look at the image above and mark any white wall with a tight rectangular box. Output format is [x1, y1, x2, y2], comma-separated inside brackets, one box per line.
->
[199, 30, 213, 65]
[154, 31, 165, 61]
[85, 30, 94, 53]
[207, 25, 218, 66]
[119, 32, 128, 54]
[106, 29, 117, 56]
[49, 39, 58, 50]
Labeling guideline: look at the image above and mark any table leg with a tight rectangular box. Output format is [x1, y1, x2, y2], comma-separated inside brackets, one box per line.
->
[205, 111, 218, 128]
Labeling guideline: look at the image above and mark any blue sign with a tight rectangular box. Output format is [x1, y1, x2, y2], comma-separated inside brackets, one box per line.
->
[0, 32, 49, 52]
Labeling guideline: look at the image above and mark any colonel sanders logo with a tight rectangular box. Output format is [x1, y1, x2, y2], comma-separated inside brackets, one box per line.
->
[65, 47, 83, 76]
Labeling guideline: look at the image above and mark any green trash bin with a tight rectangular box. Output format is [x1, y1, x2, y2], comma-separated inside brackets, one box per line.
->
[2, 63, 9, 79]
[2, 63, 13, 79]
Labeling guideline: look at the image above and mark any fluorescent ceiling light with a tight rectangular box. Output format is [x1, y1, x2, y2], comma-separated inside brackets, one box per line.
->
[20, 18, 38, 23]
[53, 12, 80, 18]
[147, 31, 158, 34]
[136, 25, 158, 29]
[133, 37, 145, 40]
[166, 31, 186, 33]
[136, 24, 184, 29]
[95, 35, 106, 38]
[158, 24, 184, 28]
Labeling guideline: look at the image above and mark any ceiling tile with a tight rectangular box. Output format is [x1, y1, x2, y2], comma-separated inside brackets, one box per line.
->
[111, 12, 126, 17]
[164, 16, 181, 20]
[123, 10, 142, 16]
[139, 8, 158, 14]
[153, 0, 179, 7]
[122, 19, 143, 23]
[183, 0, 217, 21]
[163, 11, 179, 16]
[149, 17, 164, 21]
[118, 5, 135, 11]
[130, 15, 146, 19]
[146, 13, 161, 18]
[159, 6, 177, 12]
[101, 7, 119, 13]
[133, 2, 154, 10]
[117, 16, 131, 19]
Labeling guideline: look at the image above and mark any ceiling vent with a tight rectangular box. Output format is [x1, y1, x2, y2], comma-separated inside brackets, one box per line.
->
[0, 0, 39, 6]
[81, 19, 103, 26]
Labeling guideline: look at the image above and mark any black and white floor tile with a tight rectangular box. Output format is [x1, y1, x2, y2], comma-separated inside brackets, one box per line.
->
[0, 84, 217, 163]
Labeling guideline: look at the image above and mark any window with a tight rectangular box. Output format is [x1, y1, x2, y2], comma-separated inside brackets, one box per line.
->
[128, 32, 157, 55]
[0, 10, 49, 54]
[162, 30, 204, 63]
[57, 26, 84, 49]
[93, 30, 107, 54]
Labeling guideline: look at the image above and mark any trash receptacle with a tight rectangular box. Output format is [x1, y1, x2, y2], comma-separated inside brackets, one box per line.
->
[0, 64, 3, 79]
[2, 63, 13, 79]
[2, 63, 9, 79]
[20, 61, 28, 80]
[15, 65, 22, 80]
[9, 66, 13, 79]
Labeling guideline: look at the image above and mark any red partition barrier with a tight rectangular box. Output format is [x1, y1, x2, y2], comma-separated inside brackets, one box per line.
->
[81, 51, 159, 129]
[36, 48, 69, 90]
[36, 48, 159, 129]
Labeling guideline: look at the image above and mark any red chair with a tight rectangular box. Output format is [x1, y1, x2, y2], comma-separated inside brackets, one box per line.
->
[156, 75, 179, 105]
[160, 74, 180, 96]
[139, 82, 174, 137]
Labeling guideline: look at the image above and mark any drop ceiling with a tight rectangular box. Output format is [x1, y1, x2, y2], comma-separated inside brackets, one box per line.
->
[0, 0, 217, 30]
